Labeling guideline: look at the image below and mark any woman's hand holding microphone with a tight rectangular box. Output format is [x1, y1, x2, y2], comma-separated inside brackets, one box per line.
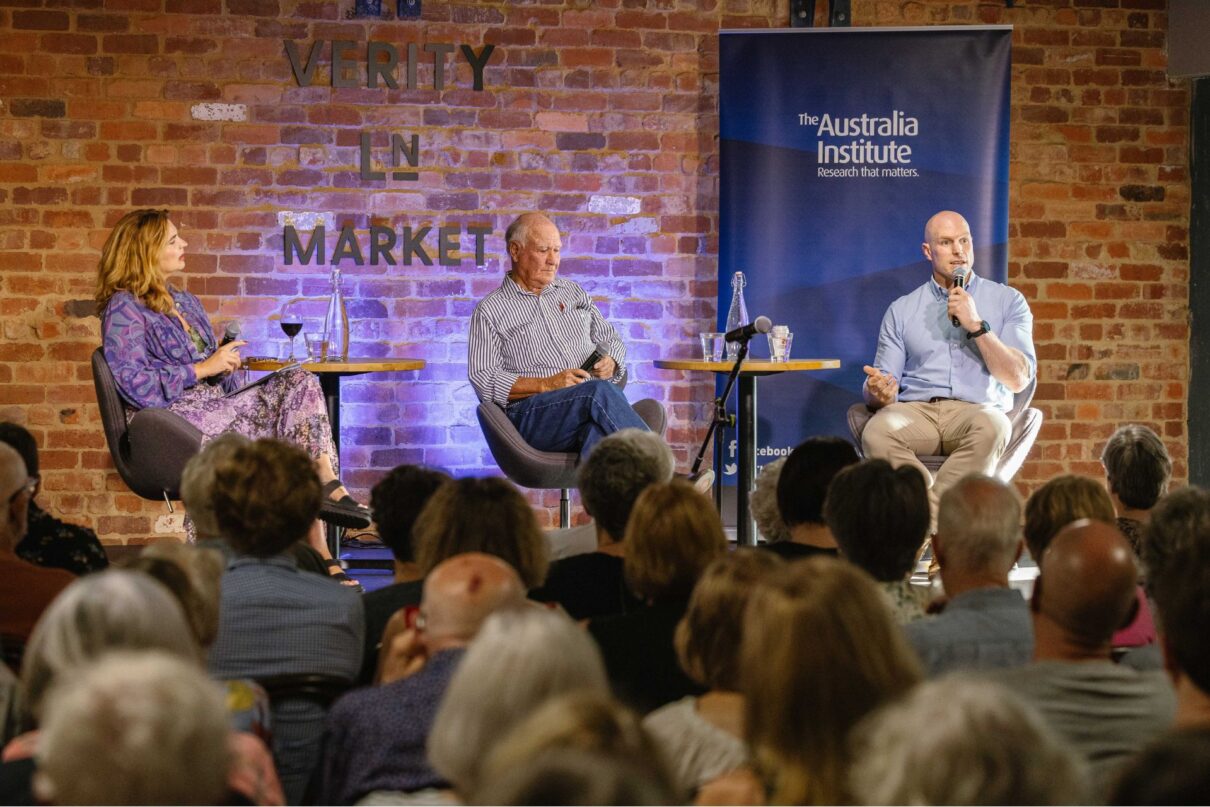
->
[194, 340, 246, 381]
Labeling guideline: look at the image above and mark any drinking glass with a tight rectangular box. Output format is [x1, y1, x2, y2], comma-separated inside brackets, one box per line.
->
[304, 332, 329, 362]
[767, 326, 793, 362]
[700, 332, 725, 362]
[280, 301, 303, 360]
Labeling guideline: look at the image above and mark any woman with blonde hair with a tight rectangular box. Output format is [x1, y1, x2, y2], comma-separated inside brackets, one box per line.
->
[588, 479, 729, 714]
[644, 550, 784, 796]
[704, 557, 922, 805]
[96, 209, 367, 534]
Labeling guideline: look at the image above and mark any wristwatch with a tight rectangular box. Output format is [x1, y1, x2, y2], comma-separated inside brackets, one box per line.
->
[966, 320, 991, 340]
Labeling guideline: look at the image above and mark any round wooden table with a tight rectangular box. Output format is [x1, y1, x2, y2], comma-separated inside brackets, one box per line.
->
[654, 358, 841, 546]
[245, 358, 425, 450]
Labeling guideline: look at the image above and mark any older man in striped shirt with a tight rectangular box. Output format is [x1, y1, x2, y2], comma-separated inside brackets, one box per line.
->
[468, 213, 652, 458]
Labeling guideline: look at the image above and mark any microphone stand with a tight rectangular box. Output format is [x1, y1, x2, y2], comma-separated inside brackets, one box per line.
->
[691, 338, 749, 476]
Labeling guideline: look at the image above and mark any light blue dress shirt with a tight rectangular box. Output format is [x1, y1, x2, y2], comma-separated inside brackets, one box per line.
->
[872, 274, 1036, 411]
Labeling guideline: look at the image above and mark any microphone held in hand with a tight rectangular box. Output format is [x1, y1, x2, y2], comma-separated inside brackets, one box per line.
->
[724, 315, 773, 343]
[950, 267, 970, 327]
[218, 321, 242, 347]
[206, 322, 242, 385]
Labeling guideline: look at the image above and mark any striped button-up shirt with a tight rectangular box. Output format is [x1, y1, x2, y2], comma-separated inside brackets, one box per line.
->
[468, 274, 626, 406]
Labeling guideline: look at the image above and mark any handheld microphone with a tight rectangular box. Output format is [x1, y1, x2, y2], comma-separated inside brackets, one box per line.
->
[218, 321, 241, 347]
[206, 322, 242, 385]
[950, 267, 970, 327]
[724, 315, 773, 343]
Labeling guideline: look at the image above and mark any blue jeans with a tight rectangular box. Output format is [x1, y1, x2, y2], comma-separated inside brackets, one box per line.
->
[507, 380, 650, 458]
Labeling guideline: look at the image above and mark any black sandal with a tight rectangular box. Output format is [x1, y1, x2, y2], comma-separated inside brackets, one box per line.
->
[325, 558, 364, 592]
[319, 479, 372, 529]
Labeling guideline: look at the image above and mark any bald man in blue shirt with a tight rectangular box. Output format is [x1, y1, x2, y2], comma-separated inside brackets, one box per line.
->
[861, 211, 1036, 523]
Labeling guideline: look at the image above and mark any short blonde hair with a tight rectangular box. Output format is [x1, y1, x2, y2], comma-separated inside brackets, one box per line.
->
[476, 690, 675, 802]
[180, 433, 251, 540]
[96, 208, 174, 315]
[741, 557, 922, 805]
[137, 542, 225, 649]
[623, 480, 728, 603]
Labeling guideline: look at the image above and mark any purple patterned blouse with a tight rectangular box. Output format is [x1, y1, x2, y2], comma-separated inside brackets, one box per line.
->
[101, 287, 236, 409]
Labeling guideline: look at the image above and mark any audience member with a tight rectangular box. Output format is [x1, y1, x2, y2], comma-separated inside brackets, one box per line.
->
[1142, 486, 1210, 729]
[474, 748, 675, 807]
[0, 422, 108, 576]
[749, 457, 790, 544]
[426, 605, 609, 802]
[823, 458, 931, 623]
[769, 436, 860, 559]
[359, 464, 452, 683]
[849, 676, 1087, 805]
[126, 543, 275, 748]
[413, 476, 550, 592]
[533, 429, 672, 620]
[905, 475, 1032, 676]
[588, 480, 727, 713]
[711, 557, 922, 805]
[205, 438, 363, 804]
[995, 520, 1175, 792]
[1101, 423, 1171, 556]
[33, 651, 230, 806]
[317, 553, 526, 805]
[0, 571, 240, 804]
[1024, 474, 1157, 652]
[1022, 473, 1116, 564]
[180, 432, 349, 584]
[643, 550, 783, 796]
[1109, 726, 1210, 805]
[0, 443, 75, 645]
[476, 690, 676, 804]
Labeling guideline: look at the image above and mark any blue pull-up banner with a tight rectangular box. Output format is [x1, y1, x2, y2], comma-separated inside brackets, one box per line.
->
[718, 26, 1012, 476]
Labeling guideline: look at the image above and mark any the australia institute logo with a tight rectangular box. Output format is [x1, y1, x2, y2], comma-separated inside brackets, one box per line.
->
[798, 110, 921, 179]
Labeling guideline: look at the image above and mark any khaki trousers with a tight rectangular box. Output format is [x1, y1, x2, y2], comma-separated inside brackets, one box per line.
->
[861, 399, 1012, 528]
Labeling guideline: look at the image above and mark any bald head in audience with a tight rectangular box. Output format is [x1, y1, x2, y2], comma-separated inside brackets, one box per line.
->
[1032, 519, 1138, 657]
[420, 552, 527, 653]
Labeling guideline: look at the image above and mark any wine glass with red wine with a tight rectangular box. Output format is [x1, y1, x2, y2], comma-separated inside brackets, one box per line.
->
[280, 301, 303, 360]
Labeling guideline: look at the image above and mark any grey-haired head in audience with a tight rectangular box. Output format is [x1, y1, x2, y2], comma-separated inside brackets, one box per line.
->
[34, 650, 230, 806]
[578, 428, 674, 543]
[849, 676, 1087, 805]
[427, 605, 609, 798]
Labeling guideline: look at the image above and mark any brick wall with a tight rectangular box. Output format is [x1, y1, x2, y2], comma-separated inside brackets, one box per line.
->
[0, 0, 1188, 545]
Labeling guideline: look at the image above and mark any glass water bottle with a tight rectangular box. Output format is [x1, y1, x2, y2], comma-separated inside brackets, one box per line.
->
[324, 268, 350, 361]
[724, 271, 748, 360]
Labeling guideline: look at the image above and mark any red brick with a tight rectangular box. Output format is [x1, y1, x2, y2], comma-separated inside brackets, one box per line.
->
[40, 33, 97, 54]
[12, 10, 70, 31]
